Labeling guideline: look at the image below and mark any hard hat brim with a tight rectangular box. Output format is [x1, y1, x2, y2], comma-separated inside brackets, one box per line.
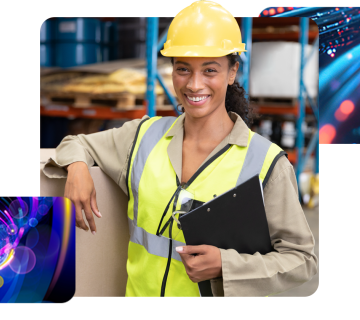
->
[160, 45, 246, 57]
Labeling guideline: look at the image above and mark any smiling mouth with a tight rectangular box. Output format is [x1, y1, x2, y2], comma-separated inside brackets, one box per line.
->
[184, 94, 210, 103]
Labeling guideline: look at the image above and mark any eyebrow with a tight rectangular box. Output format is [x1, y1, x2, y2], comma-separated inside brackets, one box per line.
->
[175, 60, 221, 67]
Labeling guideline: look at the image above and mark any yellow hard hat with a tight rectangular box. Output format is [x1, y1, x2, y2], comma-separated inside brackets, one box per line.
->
[160, 0, 246, 57]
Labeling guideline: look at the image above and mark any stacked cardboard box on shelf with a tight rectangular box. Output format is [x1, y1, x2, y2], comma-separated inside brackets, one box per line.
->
[250, 41, 318, 99]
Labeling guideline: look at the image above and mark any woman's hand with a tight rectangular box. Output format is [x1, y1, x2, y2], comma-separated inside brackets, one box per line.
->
[176, 245, 222, 282]
[64, 162, 102, 234]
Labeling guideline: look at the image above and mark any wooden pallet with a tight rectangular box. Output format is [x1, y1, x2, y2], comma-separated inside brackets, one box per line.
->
[250, 96, 298, 106]
[41, 91, 167, 110]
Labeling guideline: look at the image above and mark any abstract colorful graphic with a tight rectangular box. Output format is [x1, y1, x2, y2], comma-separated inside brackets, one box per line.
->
[261, 7, 360, 143]
[0, 197, 75, 303]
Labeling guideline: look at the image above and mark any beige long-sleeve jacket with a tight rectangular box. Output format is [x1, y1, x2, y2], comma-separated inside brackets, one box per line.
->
[43, 111, 318, 297]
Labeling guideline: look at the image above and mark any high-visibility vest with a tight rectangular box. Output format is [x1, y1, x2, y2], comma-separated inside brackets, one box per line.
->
[125, 116, 286, 297]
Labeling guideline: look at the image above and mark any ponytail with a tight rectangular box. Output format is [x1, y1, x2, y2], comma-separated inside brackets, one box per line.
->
[224, 54, 258, 126]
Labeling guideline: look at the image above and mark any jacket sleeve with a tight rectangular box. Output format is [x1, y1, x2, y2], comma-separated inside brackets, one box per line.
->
[211, 156, 318, 297]
[42, 115, 149, 196]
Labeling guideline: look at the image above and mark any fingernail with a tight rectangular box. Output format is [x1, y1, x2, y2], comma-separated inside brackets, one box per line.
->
[176, 246, 183, 252]
[98, 212, 102, 217]
[92, 231, 96, 235]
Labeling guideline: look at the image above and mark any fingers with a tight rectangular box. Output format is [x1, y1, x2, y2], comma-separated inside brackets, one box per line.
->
[176, 245, 221, 283]
[176, 249, 199, 283]
[176, 245, 208, 255]
[64, 163, 99, 234]
[176, 245, 206, 275]
[175, 246, 201, 270]
[90, 189, 102, 219]
[74, 203, 89, 232]
[83, 201, 97, 235]
[68, 193, 99, 234]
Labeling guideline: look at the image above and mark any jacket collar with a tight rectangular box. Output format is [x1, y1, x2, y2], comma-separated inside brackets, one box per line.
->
[165, 111, 249, 147]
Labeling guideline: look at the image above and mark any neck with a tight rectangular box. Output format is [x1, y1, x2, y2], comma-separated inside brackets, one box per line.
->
[183, 107, 234, 144]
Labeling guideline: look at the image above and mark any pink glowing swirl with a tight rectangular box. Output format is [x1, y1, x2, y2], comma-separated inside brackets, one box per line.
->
[0, 217, 9, 228]
[0, 242, 11, 256]
[3, 210, 15, 225]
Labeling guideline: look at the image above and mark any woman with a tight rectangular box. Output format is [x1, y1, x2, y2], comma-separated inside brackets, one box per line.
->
[43, 1, 317, 297]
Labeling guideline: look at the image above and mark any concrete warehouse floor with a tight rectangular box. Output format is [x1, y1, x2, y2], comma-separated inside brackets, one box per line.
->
[272, 206, 319, 297]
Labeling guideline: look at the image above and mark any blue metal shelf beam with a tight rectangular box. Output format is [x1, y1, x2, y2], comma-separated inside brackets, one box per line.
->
[295, 17, 320, 194]
[146, 18, 159, 117]
[295, 17, 309, 186]
[304, 36, 319, 68]
[301, 80, 319, 122]
[156, 72, 179, 111]
[240, 18, 253, 94]
[298, 130, 319, 175]
[146, 18, 180, 116]
[157, 29, 168, 53]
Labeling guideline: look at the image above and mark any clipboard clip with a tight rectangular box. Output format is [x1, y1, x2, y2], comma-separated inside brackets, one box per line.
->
[172, 210, 186, 230]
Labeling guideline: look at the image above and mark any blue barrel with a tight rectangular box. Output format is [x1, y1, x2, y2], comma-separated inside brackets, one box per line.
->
[118, 18, 146, 59]
[101, 21, 119, 61]
[40, 19, 55, 66]
[55, 18, 102, 68]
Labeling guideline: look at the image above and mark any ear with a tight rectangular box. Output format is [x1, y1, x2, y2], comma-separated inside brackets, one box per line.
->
[228, 61, 239, 85]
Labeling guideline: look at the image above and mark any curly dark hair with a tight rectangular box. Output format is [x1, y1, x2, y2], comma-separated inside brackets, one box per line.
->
[170, 54, 258, 127]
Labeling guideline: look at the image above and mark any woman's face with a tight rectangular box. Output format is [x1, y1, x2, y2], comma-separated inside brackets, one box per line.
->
[172, 56, 239, 119]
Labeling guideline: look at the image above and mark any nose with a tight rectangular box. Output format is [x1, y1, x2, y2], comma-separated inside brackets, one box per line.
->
[186, 72, 205, 92]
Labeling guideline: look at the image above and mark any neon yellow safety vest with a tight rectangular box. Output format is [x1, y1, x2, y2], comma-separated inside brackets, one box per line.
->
[125, 116, 286, 297]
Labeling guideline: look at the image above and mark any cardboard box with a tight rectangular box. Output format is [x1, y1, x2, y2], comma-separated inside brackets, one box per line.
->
[249, 42, 318, 99]
[40, 149, 128, 297]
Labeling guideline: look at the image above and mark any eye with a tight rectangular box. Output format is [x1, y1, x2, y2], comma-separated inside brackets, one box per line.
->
[205, 68, 217, 73]
[177, 67, 189, 72]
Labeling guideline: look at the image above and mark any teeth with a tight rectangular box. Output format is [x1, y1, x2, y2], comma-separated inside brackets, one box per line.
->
[187, 95, 208, 102]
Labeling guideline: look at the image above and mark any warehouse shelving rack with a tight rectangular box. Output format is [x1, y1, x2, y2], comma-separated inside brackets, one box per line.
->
[145, 17, 319, 187]
[272, 12, 320, 185]
[40, 104, 175, 120]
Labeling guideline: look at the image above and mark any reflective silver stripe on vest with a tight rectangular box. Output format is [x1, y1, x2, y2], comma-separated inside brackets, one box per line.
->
[236, 133, 272, 186]
[128, 218, 185, 262]
[131, 116, 177, 224]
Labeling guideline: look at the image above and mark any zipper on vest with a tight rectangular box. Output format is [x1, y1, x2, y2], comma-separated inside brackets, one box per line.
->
[160, 144, 231, 296]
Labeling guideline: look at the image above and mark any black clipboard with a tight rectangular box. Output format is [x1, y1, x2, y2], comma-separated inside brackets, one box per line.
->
[178, 175, 273, 297]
